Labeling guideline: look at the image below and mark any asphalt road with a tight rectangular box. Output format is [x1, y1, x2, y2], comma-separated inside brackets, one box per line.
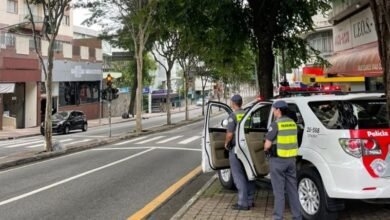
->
[0, 108, 205, 158]
[0, 116, 222, 220]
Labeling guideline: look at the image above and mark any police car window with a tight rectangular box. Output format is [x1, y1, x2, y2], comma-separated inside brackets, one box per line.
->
[208, 105, 231, 129]
[250, 105, 271, 129]
[309, 100, 389, 129]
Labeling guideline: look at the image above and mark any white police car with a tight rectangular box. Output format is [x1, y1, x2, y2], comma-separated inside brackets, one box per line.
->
[202, 93, 390, 219]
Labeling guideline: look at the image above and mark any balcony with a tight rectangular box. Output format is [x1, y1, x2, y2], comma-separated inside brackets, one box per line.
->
[19, 14, 45, 31]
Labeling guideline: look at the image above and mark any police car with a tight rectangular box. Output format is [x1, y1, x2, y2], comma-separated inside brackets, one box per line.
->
[202, 92, 390, 219]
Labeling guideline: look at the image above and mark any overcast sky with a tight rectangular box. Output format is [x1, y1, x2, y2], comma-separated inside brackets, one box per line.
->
[73, 8, 101, 31]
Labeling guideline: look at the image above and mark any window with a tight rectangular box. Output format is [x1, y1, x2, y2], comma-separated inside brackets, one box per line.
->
[62, 16, 70, 26]
[0, 33, 16, 48]
[59, 81, 100, 106]
[7, 0, 18, 14]
[250, 105, 271, 129]
[309, 100, 389, 129]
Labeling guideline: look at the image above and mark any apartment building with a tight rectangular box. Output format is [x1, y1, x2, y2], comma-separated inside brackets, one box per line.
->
[0, 1, 102, 129]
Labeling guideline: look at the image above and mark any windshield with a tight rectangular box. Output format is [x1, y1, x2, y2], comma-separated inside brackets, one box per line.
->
[52, 112, 69, 120]
[309, 99, 389, 129]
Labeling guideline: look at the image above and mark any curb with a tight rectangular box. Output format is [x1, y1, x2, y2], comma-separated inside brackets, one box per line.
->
[170, 174, 218, 220]
[0, 115, 205, 171]
[0, 107, 202, 141]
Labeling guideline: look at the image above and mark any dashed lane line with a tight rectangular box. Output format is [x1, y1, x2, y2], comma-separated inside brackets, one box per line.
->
[0, 148, 154, 207]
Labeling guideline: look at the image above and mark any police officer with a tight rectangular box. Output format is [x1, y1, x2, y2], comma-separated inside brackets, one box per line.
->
[264, 100, 302, 220]
[224, 94, 255, 211]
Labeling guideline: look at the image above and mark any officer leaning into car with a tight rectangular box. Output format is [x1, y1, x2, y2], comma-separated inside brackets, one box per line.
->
[224, 94, 256, 211]
[264, 100, 302, 220]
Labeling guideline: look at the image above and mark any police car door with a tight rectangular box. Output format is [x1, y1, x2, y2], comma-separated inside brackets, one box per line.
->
[236, 102, 272, 180]
[202, 101, 232, 173]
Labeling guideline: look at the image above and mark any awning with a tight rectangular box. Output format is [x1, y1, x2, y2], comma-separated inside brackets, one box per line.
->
[103, 72, 122, 79]
[325, 43, 383, 77]
[0, 83, 15, 94]
[315, 76, 365, 83]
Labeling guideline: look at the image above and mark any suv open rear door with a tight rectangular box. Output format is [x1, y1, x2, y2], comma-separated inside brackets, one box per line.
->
[202, 101, 232, 173]
[237, 102, 272, 180]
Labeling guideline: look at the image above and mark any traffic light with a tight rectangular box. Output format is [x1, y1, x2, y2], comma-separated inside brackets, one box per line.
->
[106, 74, 113, 87]
[111, 88, 119, 100]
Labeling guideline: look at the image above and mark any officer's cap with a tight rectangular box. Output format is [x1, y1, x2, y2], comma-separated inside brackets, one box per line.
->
[231, 94, 243, 105]
[273, 100, 288, 109]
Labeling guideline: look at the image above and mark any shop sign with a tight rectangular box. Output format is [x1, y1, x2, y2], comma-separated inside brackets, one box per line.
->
[333, 8, 377, 52]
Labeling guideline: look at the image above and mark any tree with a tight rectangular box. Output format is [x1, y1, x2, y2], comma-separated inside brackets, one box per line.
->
[26, 0, 72, 152]
[369, 1, 390, 123]
[113, 54, 155, 117]
[177, 55, 196, 120]
[79, 0, 156, 133]
[151, 33, 180, 125]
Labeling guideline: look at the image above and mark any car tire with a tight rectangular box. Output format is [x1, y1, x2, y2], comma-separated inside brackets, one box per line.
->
[218, 169, 236, 190]
[82, 123, 88, 132]
[63, 126, 70, 135]
[297, 168, 339, 220]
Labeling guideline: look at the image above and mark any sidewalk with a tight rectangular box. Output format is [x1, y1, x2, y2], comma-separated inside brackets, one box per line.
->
[173, 176, 390, 220]
[0, 105, 201, 140]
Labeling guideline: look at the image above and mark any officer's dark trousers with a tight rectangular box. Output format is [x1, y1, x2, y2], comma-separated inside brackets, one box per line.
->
[229, 149, 255, 207]
[270, 157, 302, 220]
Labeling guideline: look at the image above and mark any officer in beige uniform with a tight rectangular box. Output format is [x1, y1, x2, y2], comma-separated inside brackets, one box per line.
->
[264, 100, 302, 220]
[224, 94, 255, 211]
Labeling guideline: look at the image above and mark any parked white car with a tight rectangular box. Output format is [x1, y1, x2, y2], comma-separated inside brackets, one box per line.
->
[202, 93, 390, 219]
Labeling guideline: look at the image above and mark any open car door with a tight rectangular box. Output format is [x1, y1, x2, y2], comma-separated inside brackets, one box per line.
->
[236, 102, 272, 180]
[202, 101, 232, 173]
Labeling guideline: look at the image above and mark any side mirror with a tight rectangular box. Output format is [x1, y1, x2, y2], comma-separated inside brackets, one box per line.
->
[221, 119, 228, 128]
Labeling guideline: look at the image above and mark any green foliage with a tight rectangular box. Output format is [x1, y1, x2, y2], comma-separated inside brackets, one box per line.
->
[114, 54, 156, 88]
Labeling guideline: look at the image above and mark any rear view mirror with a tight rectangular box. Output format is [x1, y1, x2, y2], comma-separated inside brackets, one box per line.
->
[221, 119, 228, 128]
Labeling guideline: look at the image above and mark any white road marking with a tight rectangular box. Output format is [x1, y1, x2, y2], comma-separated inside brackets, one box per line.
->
[0, 156, 7, 160]
[66, 139, 91, 145]
[26, 139, 74, 149]
[157, 136, 183, 144]
[93, 147, 201, 152]
[114, 136, 149, 146]
[0, 148, 154, 207]
[178, 136, 201, 144]
[136, 136, 165, 144]
[4, 140, 43, 149]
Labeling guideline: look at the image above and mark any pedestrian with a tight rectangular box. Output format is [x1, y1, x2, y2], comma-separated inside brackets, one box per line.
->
[224, 94, 256, 211]
[264, 100, 302, 220]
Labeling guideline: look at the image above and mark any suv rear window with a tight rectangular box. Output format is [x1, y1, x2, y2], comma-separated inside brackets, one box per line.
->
[309, 99, 389, 129]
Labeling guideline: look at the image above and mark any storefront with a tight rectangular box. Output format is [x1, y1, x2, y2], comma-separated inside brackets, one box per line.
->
[0, 56, 41, 129]
[42, 60, 102, 120]
[325, 8, 384, 91]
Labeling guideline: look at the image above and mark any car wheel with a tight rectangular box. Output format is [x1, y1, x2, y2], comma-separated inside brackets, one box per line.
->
[63, 126, 70, 135]
[297, 168, 339, 220]
[82, 123, 88, 132]
[218, 169, 236, 190]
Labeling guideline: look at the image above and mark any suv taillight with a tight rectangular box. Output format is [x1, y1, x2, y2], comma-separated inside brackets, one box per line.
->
[339, 138, 382, 158]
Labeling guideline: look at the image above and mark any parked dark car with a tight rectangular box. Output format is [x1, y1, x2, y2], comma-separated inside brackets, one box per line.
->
[40, 111, 88, 135]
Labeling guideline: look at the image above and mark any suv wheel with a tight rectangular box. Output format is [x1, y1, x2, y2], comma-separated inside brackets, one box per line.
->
[82, 123, 88, 132]
[218, 169, 236, 190]
[297, 168, 339, 220]
[63, 126, 70, 135]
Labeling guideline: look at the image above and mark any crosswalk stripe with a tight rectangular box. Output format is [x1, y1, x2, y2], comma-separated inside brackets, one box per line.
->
[5, 140, 43, 149]
[136, 136, 165, 144]
[66, 139, 91, 145]
[157, 136, 183, 144]
[114, 136, 149, 146]
[26, 139, 74, 149]
[178, 136, 201, 144]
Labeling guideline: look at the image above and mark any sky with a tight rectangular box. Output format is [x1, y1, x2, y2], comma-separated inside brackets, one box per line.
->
[73, 8, 101, 31]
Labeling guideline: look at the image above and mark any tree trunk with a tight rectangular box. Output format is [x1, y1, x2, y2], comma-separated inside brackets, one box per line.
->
[184, 73, 189, 120]
[257, 41, 275, 99]
[128, 71, 137, 117]
[370, 1, 390, 125]
[166, 70, 172, 125]
[135, 44, 144, 133]
[44, 39, 55, 152]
